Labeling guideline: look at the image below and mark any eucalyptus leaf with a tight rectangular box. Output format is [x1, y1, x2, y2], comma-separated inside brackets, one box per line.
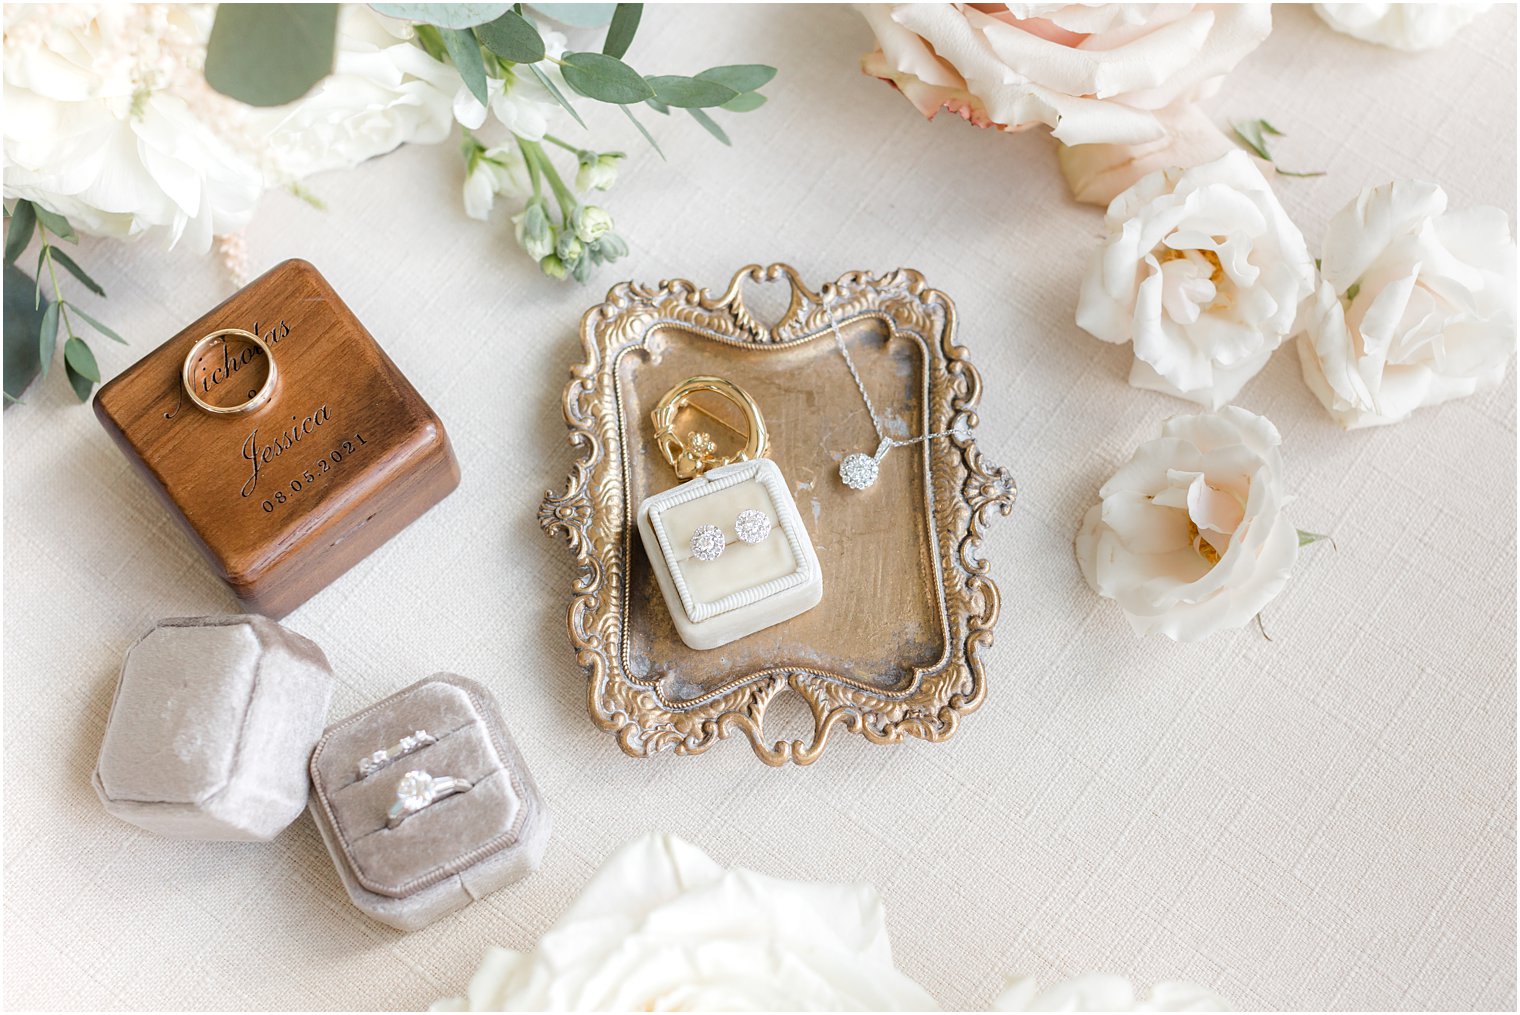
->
[441, 27, 490, 106]
[69, 304, 127, 344]
[720, 91, 766, 113]
[1232, 120, 1272, 161]
[695, 64, 775, 94]
[686, 107, 730, 146]
[206, 4, 338, 107]
[602, 3, 641, 59]
[528, 3, 616, 27]
[529, 63, 586, 128]
[646, 74, 736, 109]
[644, 96, 669, 115]
[1297, 529, 1332, 547]
[33, 205, 75, 243]
[3, 263, 44, 403]
[5, 201, 34, 265]
[560, 51, 652, 104]
[37, 299, 58, 381]
[370, 4, 509, 27]
[64, 336, 100, 382]
[48, 248, 105, 298]
[618, 104, 664, 159]
[65, 359, 93, 402]
[475, 11, 544, 63]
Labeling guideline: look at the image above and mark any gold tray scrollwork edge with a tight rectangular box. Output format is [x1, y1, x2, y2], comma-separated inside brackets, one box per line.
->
[539, 264, 1017, 766]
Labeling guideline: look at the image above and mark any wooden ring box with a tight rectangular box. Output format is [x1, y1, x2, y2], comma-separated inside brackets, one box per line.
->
[94, 259, 460, 617]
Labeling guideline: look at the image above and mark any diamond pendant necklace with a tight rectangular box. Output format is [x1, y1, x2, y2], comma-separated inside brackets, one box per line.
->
[824, 301, 967, 491]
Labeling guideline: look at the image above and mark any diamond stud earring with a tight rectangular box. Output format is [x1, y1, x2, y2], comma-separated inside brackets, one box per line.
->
[689, 509, 773, 562]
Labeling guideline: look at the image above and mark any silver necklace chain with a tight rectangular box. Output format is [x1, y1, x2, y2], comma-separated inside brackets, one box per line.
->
[823, 299, 967, 490]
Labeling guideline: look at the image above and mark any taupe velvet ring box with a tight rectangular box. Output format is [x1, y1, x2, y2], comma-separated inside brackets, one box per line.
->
[94, 259, 460, 618]
[308, 674, 550, 931]
[94, 615, 335, 841]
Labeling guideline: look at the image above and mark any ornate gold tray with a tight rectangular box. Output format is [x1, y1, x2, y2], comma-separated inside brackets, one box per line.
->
[539, 265, 1016, 765]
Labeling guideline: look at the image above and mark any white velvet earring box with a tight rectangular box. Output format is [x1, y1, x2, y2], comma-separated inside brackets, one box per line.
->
[93, 615, 336, 841]
[307, 674, 550, 932]
[636, 457, 823, 650]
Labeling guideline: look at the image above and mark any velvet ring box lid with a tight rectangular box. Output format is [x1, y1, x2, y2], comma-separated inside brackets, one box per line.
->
[93, 259, 460, 618]
[307, 674, 550, 931]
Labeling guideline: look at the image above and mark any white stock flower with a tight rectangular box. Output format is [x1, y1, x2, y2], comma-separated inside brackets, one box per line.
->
[462, 144, 531, 220]
[450, 28, 567, 142]
[2, 4, 261, 251]
[1313, 3, 1492, 51]
[1074, 406, 1299, 642]
[857, 4, 1271, 146]
[1296, 181, 1516, 429]
[995, 974, 1233, 1011]
[1077, 151, 1315, 408]
[432, 833, 938, 1011]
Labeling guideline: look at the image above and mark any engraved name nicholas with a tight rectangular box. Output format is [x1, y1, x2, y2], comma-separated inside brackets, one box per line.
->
[164, 320, 291, 420]
[240, 405, 332, 498]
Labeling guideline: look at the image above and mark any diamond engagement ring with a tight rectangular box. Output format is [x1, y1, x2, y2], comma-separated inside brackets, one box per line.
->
[385, 770, 472, 829]
[689, 509, 772, 562]
[357, 729, 436, 779]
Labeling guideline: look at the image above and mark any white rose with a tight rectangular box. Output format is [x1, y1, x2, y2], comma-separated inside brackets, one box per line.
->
[1074, 406, 1299, 642]
[1313, 3, 1492, 51]
[2, 4, 262, 251]
[433, 834, 938, 1011]
[1296, 181, 1516, 429]
[857, 4, 1271, 146]
[995, 974, 1233, 1011]
[1077, 150, 1315, 408]
[246, 6, 457, 186]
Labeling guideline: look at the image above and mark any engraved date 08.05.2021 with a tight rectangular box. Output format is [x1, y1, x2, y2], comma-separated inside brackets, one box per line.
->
[258, 433, 368, 514]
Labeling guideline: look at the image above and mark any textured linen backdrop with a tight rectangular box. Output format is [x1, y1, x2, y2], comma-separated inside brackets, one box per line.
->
[4, 5, 1515, 1011]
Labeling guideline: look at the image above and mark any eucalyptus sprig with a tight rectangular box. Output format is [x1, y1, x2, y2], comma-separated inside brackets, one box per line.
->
[3, 200, 125, 404]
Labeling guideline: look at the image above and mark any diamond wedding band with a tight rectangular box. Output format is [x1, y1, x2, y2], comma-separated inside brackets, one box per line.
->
[689, 509, 772, 562]
[357, 729, 436, 779]
[386, 770, 473, 829]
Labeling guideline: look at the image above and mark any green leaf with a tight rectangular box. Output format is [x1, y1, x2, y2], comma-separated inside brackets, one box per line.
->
[48, 248, 105, 298]
[68, 303, 127, 344]
[206, 4, 338, 107]
[720, 91, 766, 113]
[370, 4, 509, 27]
[1297, 529, 1332, 547]
[529, 64, 585, 127]
[602, 3, 641, 59]
[33, 205, 75, 243]
[646, 74, 736, 109]
[1344, 282, 1362, 302]
[475, 10, 544, 63]
[3, 263, 44, 403]
[65, 359, 93, 402]
[618, 103, 664, 159]
[37, 299, 58, 381]
[560, 51, 652, 104]
[64, 335, 100, 382]
[528, 3, 615, 27]
[695, 64, 775, 94]
[1232, 120, 1272, 161]
[441, 27, 489, 106]
[644, 96, 669, 114]
[1278, 169, 1327, 178]
[686, 107, 730, 146]
[5, 200, 34, 265]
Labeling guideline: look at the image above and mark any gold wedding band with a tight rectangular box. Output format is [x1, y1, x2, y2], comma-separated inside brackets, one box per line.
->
[651, 375, 769, 480]
[182, 328, 277, 416]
